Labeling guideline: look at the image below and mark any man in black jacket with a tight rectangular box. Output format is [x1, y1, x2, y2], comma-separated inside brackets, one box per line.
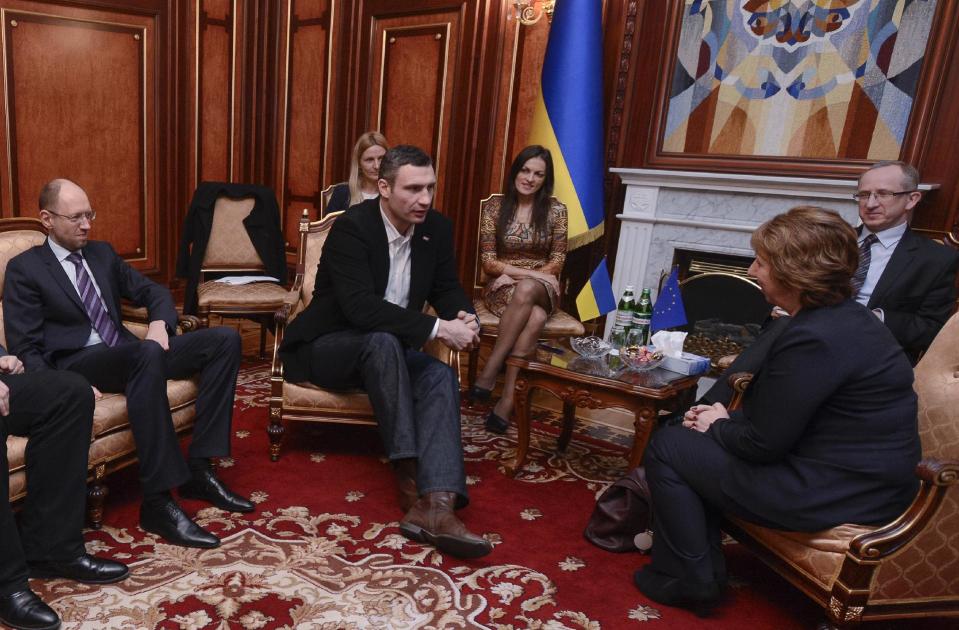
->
[280, 146, 491, 559]
[1, 352, 128, 630]
[3, 179, 253, 551]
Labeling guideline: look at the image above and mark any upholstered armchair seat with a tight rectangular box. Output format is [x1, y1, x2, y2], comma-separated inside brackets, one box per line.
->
[197, 280, 289, 308]
[281, 381, 375, 415]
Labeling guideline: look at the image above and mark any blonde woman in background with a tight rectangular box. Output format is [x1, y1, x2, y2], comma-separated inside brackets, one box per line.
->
[326, 131, 389, 213]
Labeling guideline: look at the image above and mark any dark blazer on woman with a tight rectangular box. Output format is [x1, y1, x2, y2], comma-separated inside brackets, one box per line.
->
[325, 183, 350, 214]
[710, 299, 921, 531]
[279, 198, 472, 383]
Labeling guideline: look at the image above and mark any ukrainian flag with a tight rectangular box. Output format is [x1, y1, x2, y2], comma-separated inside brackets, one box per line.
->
[528, 0, 604, 250]
[576, 257, 616, 321]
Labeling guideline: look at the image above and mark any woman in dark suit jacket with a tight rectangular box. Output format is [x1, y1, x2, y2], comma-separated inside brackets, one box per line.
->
[325, 131, 388, 214]
[634, 206, 921, 614]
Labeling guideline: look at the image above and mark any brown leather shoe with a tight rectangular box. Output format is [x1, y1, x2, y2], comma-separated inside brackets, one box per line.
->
[391, 458, 419, 512]
[399, 492, 492, 558]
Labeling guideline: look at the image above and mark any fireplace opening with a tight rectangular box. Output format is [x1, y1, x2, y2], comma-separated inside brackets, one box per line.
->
[667, 250, 771, 366]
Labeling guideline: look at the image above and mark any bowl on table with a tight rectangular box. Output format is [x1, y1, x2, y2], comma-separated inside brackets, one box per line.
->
[569, 336, 613, 360]
[620, 345, 664, 372]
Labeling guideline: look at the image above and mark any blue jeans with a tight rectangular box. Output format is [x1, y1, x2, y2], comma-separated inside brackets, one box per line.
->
[303, 330, 468, 504]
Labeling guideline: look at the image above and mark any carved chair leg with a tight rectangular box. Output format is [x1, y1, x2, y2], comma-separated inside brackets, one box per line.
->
[86, 463, 108, 530]
[258, 317, 268, 359]
[466, 347, 479, 405]
[268, 405, 284, 462]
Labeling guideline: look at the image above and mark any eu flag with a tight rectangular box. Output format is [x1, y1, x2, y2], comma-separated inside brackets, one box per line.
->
[651, 267, 687, 332]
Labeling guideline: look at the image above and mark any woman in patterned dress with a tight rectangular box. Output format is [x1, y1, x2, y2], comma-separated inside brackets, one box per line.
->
[470, 145, 568, 433]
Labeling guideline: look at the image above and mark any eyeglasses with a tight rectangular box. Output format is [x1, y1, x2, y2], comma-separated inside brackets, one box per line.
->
[45, 209, 96, 224]
[852, 190, 917, 203]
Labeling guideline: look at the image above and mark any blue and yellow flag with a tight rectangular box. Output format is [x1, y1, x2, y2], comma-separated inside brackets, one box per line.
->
[528, 0, 604, 250]
[575, 257, 616, 321]
[651, 267, 688, 332]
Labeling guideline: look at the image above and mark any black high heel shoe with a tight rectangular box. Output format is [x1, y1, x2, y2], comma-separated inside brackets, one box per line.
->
[468, 385, 493, 404]
[485, 411, 509, 434]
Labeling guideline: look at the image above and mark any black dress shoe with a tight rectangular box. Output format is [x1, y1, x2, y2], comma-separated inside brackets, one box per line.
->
[485, 411, 509, 434]
[633, 566, 720, 616]
[140, 498, 220, 548]
[29, 553, 129, 584]
[0, 590, 60, 630]
[180, 469, 255, 513]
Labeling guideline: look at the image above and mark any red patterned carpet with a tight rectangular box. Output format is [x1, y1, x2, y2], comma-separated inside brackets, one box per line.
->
[25, 363, 949, 629]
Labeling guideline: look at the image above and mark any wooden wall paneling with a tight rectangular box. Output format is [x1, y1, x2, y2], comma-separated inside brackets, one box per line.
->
[274, 0, 333, 252]
[0, 0, 160, 272]
[367, 11, 459, 212]
[192, 0, 243, 187]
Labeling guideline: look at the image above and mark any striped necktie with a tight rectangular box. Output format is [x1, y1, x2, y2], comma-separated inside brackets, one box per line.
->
[851, 233, 879, 297]
[66, 252, 121, 347]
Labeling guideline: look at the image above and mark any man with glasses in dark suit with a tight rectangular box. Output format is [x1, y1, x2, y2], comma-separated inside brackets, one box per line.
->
[851, 161, 959, 361]
[3, 179, 253, 553]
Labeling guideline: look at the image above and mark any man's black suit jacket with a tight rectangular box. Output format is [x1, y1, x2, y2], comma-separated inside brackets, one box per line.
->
[865, 227, 959, 357]
[709, 299, 921, 531]
[279, 199, 472, 383]
[3, 240, 178, 371]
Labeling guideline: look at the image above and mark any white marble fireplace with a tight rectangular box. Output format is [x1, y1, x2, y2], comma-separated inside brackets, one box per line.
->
[606, 168, 934, 337]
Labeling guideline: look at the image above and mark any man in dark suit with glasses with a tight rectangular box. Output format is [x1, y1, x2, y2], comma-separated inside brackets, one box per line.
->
[3, 178, 253, 553]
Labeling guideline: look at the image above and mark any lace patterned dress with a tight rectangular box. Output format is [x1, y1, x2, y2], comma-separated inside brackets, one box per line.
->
[479, 196, 568, 317]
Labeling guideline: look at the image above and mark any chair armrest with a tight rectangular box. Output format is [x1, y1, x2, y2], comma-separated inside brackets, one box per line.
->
[274, 288, 300, 326]
[848, 457, 959, 561]
[726, 371, 753, 411]
[120, 304, 200, 335]
[270, 289, 302, 379]
[915, 457, 959, 485]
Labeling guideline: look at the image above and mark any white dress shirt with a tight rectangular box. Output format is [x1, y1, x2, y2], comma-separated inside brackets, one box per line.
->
[856, 221, 908, 316]
[48, 238, 110, 347]
[378, 205, 439, 339]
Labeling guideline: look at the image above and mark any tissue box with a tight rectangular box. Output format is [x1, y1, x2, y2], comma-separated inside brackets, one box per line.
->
[661, 351, 711, 376]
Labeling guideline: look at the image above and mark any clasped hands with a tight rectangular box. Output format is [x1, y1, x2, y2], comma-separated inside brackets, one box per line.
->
[682, 402, 729, 432]
[436, 310, 481, 351]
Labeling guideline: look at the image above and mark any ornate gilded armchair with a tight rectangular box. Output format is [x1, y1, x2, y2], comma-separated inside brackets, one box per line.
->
[722, 313, 959, 627]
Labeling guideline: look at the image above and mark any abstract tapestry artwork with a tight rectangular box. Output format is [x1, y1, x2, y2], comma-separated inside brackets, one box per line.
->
[663, 0, 938, 159]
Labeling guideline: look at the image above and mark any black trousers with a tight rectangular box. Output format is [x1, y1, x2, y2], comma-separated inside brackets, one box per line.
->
[56, 327, 241, 494]
[644, 425, 777, 584]
[0, 371, 94, 596]
[298, 330, 468, 503]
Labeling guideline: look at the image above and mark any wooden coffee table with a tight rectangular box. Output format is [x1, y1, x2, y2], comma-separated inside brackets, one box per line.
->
[504, 347, 700, 476]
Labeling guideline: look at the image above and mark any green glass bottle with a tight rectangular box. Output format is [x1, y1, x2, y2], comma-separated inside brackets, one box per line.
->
[614, 285, 636, 334]
[630, 288, 653, 346]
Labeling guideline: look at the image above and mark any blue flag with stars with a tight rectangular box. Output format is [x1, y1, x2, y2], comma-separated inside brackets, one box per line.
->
[651, 267, 687, 332]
